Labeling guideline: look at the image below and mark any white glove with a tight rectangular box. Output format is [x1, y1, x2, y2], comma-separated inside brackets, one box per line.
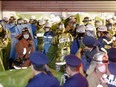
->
[23, 48, 26, 55]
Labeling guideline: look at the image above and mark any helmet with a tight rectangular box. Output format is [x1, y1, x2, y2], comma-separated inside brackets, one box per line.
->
[86, 24, 95, 31]
[39, 20, 45, 26]
[30, 16, 36, 20]
[82, 17, 91, 22]
[93, 51, 109, 64]
[95, 20, 102, 27]
[98, 25, 107, 32]
[76, 25, 86, 33]
[24, 18, 29, 22]
[3, 17, 8, 21]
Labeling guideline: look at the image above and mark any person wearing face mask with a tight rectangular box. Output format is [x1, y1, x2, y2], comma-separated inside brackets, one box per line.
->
[43, 22, 54, 54]
[63, 54, 88, 87]
[14, 27, 35, 68]
[70, 25, 86, 55]
[47, 22, 73, 72]
[35, 19, 45, 52]
[97, 25, 112, 51]
[87, 51, 110, 87]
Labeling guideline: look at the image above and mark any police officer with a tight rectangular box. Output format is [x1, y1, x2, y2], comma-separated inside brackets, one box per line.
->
[26, 51, 60, 87]
[63, 54, 88, 87]
[43, 22, 54, 54]
[108, 48, 116, 87]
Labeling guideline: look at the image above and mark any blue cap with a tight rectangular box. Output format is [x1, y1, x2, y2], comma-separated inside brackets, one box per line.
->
[82, 36, 96, 47]
[64, 54, 82, 67]
[108, 48, 116, 59]
[30, 51, 49, 65]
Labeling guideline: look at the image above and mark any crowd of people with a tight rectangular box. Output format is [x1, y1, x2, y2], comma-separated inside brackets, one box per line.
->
[0, 14, 116, 87]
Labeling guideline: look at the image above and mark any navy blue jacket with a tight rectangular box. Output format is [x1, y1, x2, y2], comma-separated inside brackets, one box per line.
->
[26, 72, 60, 87]
[63, 73, 88, 87]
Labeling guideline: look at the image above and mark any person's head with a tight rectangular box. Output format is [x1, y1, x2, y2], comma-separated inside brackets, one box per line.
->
[94, 20, 102, 28]
[57, 22, 65, 33]
[106, 23, 112, 30]
[9, 16, 16, 23]
[97, 25, 108, 37]
[82, 36, 97, 49]
[30, 51, 49, 74]
[22, 27, 31, 40]
[2, 17, 9, 23]
[44, 22, 51, 32]
[64, 54, 82, 76]
[108, 48, 116, 62]
[23, 18, 29, 24]
[76, 25, 86, 38]
[82, 17, 91, 25]
[17, 18, 23, 24]
[92, 51, 109, 74]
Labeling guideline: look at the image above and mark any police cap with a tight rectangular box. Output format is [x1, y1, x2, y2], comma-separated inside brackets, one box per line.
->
[82, 17, 91, 22]
[82, 36, 96, 48]
[64, 54, 81, 67]
[30, 51, 49, 65]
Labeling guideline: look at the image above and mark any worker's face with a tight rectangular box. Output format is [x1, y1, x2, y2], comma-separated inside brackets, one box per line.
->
[96, 54, 109, 73]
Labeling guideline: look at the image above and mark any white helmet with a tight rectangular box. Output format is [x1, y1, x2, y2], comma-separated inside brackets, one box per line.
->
[76, 25, 86, 33]
[93, 51, 108, 64]
[86, 24, 95, 31]
[24, 18, 29, 22]
[39, 20, 45, 26]
[98, 25, 107, 32]
[30, 16, 36, 20]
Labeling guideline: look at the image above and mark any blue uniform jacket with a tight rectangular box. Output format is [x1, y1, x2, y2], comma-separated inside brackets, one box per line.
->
[63, 73, 88, 87]
[26, 72, 60, 87]
[70, 38, 80, 55]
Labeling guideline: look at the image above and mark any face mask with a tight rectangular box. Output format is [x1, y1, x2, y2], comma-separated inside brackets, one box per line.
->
[98, 32, 101, 37]
[45, 28, 49, 32]
[18, 20, 22, 24]
[23, 34, 29, 39]
[107, 26, 112, 30]
[97, 64, 106, 73]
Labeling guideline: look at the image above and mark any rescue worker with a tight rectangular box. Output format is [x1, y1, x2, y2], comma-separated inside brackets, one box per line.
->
[23, 18, 29, 24]
[35, 20, 45, 52]
[65, 16, 77, 36]
[47, 22, 73, 71]
[97, 25, 112, 51]
[78, 36, 100, 75]
[63, 54, 88, 87]
[14, 27, 35, 68]
[70, 25, 86, 55]
[26, 51, 60, 87]
[108, 48, 116, 87]
[0, 23, 10, 70]
[87, 51, 110, 87]
[43, 22, 54, 54]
